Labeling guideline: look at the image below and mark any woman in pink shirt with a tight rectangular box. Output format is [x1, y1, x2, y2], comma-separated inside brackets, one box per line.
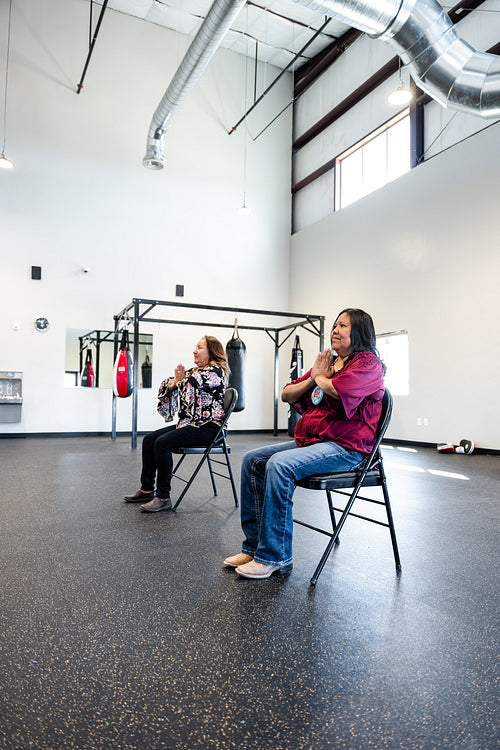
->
[225, 308, 385, 579]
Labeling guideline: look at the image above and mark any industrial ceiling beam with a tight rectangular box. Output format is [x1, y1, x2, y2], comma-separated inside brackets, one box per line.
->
[76, 0, 109, 94]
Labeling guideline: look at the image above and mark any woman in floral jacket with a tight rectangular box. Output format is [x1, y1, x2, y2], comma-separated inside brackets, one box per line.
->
[124, 336, 229, 512]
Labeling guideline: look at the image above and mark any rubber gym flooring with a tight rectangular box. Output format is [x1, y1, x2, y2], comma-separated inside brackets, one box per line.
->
[0, 433, 498, 749]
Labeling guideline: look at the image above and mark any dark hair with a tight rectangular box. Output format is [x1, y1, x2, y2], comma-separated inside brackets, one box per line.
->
[204, 335, 230, 377]
[333, 308, 385, 372]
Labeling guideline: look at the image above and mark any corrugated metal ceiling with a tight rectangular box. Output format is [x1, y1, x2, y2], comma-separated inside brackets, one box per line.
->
[86, 0, 353, 70]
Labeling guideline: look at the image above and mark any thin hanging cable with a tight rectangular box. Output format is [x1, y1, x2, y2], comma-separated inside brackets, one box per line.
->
[1, 0, 13, 157]
[229, 19, 331, 134]
[418, 113, 458, 162]
[239, 5, 251, 213]
[89, 0, 93, 48]
[254, 39, 258, 102]
[253, 99, 294, 140]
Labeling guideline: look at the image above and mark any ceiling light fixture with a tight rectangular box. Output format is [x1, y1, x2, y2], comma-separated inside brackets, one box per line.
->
[237, 202, 252, 216]
[387, 59, 412, 106]
[1, 0, 14, 170]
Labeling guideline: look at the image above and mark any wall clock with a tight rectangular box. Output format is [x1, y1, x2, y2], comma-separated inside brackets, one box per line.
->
[34, 317, 50, 332]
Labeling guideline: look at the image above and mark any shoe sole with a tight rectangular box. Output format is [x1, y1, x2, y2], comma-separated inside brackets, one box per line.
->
[140, 504, 172, 513]
[124, 493, 154, 503]
[236, 563, 293, 579]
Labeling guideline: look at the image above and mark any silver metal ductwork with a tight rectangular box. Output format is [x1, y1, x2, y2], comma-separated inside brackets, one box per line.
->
[143, 0, 247, 169]
[143, 0, 500, 169]
[292, 0, 500, 117]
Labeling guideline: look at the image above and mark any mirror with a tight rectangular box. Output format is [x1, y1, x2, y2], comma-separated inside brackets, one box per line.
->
[65, 329, 153, 389]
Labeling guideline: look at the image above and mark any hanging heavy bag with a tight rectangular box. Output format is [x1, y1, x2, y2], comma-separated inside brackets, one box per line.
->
[81, 348, 96, 388]
[113, 329, 134, 398]
[226, 327, 246, 412]
[287, 334, 304, 437]
[141, 349, 152, 389]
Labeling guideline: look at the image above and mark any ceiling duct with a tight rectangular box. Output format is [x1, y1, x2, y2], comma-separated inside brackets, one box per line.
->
[292, 0, 500, 116]
[143, 0, 247, 169]
[143, 0, 500, 169]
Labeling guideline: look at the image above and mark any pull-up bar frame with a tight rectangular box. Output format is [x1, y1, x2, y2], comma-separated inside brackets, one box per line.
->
[111, 298, 325, 448]
[79, 329, 152, 389]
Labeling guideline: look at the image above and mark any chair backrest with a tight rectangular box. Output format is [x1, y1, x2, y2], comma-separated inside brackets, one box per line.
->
[368, 388, 393, 467]
[222, 387, 238, 424]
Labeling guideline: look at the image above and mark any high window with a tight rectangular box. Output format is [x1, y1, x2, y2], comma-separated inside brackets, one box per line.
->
[335, 111, 410, 210]
[376, 330, 409, 396]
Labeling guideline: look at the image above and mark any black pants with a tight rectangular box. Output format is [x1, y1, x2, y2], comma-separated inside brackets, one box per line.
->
[140, 422, 220, 498]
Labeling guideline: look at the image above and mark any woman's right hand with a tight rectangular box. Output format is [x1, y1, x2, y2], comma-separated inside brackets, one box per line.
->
[174, 364, 186, 384]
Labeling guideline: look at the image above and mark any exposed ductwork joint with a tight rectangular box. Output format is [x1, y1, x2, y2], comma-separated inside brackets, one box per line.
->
[143, 0, 500, 169]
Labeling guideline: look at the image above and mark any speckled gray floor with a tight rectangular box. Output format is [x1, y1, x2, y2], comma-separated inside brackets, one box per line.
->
[0, 434, 498, 749]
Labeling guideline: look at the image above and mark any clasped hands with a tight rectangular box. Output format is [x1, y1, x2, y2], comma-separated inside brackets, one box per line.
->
[311, 349, 334, 383]
[169, 364, 186, 390]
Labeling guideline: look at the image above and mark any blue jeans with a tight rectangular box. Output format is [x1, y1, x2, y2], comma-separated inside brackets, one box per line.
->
[240, 440, 365, 566]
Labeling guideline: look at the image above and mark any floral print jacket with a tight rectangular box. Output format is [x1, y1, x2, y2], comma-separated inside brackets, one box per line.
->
[157, 365, 227, 427]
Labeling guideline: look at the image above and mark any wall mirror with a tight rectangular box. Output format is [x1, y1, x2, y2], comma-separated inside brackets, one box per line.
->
[65, 329, 153, 389]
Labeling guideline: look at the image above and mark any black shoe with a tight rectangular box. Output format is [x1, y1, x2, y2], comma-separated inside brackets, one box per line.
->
[124, 490, 154, 503]
[140, 498, 172, 513]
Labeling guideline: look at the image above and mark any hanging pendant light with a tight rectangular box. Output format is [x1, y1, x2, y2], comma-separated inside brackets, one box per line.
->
[237, 200, 252, 216]
[388, 59, 412, 106]
[0, 154, 14, 169]
[1, 0, 14, 170]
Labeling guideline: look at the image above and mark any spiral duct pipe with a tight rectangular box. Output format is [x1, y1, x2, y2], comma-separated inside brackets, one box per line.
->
[292, 0, 500, 117]
[143, 0, 247, 169]
[143, 0, 500, 169]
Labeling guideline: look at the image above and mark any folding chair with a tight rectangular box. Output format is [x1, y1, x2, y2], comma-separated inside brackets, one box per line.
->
[294, 389, 401, 585]
[171, 387, 239, 511]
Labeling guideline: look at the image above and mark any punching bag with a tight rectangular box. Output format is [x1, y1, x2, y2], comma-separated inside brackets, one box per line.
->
[287, 335, 304, 437]
[226, 326, 246, 412]
[141, 349, 152, 389]
[81, 348, 96, 388]
[113, 329, 134, 398]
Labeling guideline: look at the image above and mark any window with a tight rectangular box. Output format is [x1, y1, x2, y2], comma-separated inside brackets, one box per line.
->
[335, 111, 410, 210]
[376, 330, 409, 396]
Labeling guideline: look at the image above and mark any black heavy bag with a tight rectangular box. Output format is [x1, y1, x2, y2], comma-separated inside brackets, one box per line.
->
[81, 348, 96, 388]
[287, 334, 304, 437]
[113, 329, 134, 398]
[141, 349, 152, 389]
[226, 328, 246, 412]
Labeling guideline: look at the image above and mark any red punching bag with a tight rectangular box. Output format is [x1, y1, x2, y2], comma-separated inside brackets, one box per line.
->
[81, 348, 96, 388]
[113, 329, 134, 398]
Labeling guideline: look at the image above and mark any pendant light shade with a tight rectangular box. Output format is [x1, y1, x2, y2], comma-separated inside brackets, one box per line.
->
[388, 59, 412, 107]
[0, 153, 14, 169]
[387, 86, 412, 105]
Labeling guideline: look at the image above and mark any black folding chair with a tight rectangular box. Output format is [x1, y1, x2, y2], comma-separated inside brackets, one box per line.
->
[171, 387, 239, 511]
[294, 389, 401, 585]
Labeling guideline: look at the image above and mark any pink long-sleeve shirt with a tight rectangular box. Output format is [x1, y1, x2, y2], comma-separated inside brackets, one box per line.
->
[289, 351, 385, 456]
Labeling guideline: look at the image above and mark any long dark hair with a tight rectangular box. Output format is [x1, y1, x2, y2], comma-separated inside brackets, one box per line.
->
[204, 335, 230, 377]
[333, 308, 385, 372]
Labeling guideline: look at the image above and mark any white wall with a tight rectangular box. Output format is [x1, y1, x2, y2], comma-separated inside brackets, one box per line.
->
[0, 0, 294, 435]
[290, 122, 500, 451]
